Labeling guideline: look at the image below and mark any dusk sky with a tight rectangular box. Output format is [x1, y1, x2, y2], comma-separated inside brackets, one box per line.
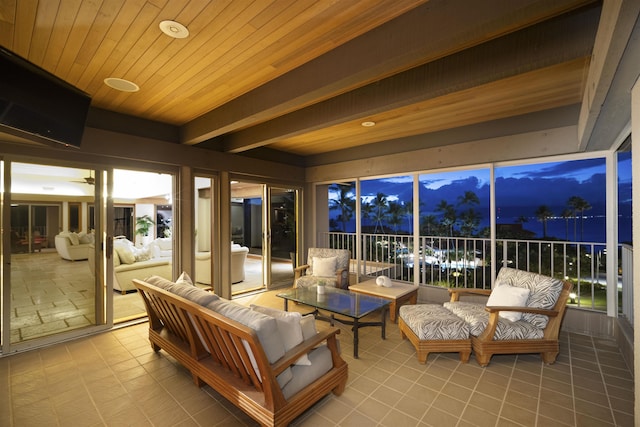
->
[331, 154, 632, 243]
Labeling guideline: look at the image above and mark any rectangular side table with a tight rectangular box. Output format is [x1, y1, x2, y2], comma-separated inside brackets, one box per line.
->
[348, 279, 418, 323]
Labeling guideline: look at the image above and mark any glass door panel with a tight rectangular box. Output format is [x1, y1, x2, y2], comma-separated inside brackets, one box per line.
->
[194, 176, 214, 289]
[231, 180, 264, 295]
[269, 187, 296, 288]
[112, 169, 174, 323]
[9, 162, 99, 344]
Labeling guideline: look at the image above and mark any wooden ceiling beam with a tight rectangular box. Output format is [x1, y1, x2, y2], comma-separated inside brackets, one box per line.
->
[182, 0, 595, 145]
[210, 5, 600, 154]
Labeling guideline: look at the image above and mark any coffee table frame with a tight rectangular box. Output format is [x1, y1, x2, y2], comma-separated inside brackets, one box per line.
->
[277, 286, 389, 358]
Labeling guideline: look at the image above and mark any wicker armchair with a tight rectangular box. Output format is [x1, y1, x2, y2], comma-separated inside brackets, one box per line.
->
[294, 248, 350, 290]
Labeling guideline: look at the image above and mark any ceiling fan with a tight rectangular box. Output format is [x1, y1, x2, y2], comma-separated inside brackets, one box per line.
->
[72, 170, 95, 185]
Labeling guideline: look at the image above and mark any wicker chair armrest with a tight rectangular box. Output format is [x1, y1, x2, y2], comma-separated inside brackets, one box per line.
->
[448, 288, 492, 301]
[293, 264, 310, 280]
[484, 305, 559, 317]
[335, 267, 349, 289]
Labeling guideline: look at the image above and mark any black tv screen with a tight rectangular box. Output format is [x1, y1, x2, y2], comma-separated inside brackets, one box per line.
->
[0, 46, 91, 148]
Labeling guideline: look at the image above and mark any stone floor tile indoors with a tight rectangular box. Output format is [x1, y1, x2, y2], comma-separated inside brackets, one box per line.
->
[0, 289, 634, 426]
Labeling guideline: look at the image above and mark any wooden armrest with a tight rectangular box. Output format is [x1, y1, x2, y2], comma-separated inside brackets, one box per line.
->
[294, 264, 310, 273]
[271, 327, 341, 375]
[293, 264, 310, 280]
[335, 267, 349, 289]
[448, 288, 491, 301]
[485, 305, 559, 317]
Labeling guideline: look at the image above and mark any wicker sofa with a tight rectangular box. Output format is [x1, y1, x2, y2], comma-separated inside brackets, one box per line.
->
[133, 276, 348, 426]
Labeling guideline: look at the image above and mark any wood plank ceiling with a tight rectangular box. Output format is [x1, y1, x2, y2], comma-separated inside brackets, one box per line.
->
[0, 0, 601, 162]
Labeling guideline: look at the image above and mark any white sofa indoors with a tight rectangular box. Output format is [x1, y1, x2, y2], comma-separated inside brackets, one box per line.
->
[195, 243, 249, 285]
[54, 231, 94, 261]
[112, 237, 172, 293]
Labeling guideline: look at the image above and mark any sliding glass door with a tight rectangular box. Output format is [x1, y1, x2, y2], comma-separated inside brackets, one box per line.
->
[194, 175, 215, 289]
[227, 180, 299, 295]
[5, 162, 103, 349]
[269, 187, 297, 288]
[231, 180, 264, 294]
[112, 169, 175, 323]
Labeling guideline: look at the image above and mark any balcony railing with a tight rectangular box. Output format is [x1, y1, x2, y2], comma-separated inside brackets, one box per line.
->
[321, 232, 630, 315]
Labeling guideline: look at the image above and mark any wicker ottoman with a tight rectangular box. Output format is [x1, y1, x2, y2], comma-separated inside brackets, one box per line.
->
[399, 304, 471, 364]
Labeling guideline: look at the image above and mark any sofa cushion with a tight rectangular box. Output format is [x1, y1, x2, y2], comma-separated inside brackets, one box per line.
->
[207, 299, 286, 364]
[300, 314, 317, 340]
[312, 256, 337, 277]
[115, 258, 170, 273]
[133, 246, 151, 262]
[444, 301, 543, 340]
[68, 232, 80, 246]
[399, 304, 469, 340]
[176, 271, 195, 286]
[281, 345, 333, 400]
[144, 275, 216, 306]
[496, 267, 564, 329]
[78, 232, 94, 244]
[296, 275, 337, 288]
[486, 283, 530, 322]
[149, 238, 173, 258]
[114, 239, 136, 264]
[250, 305, 312, 366]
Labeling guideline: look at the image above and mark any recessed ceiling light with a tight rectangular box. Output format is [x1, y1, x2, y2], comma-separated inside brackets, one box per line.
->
[104, 77, 139, 92]
[159, 20, 189, 39]
[361, 121, 376, 127]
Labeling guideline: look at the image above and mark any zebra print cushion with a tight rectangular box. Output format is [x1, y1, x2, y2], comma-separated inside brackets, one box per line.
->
[496, 267, 564, 329]
[295, 275, 338, 288]
[443, 301, 543, 340]
[399, 304, 469, 340]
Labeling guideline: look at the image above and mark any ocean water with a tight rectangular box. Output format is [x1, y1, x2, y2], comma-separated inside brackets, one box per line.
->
[500, 215, 631, 244]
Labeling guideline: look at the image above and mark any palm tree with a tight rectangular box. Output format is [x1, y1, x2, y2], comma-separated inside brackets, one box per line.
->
[372, 192, 388, 233]
[457, 191, 480, 207]
[535, 205, 553, 239]
[567, 196, 592, 241]
[420, 214, 439, 235]
[459, 208, 481, 236]
[386, 200, 404, 233]
[361, 200, 374, 231]
[435, 200, 456, 236]
[561, 208, 573, 241]
[403, 200, 414, 233]
[329, 183, 355, 232]
[456, 190, 480, 237]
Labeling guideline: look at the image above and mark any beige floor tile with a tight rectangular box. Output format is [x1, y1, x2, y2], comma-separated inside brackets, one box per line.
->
[1, 288, 636, 427]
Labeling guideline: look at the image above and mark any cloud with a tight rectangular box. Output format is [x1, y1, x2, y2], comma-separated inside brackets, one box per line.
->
[508, 158, 605, 182]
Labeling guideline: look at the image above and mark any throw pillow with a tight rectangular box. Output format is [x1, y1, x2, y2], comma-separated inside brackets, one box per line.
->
[133, 246, 151, 262]
[250, 305, 312, 366]
[486, 284, 531, 322]
[113, 239, 136, 264]
[300, 314, 317, 339]
[313, 256, 337, 277]
[68, 232, 80, 246]
[176, 271, 195, 286]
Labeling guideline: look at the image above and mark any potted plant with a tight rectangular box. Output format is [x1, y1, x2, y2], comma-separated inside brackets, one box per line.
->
[135, 215, 155, 246]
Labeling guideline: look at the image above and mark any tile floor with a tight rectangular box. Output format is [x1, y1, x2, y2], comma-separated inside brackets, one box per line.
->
[0, 290, 634, 427]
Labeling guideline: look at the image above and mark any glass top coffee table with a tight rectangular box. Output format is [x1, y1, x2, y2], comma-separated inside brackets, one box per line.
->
[276, 286, 390, 358]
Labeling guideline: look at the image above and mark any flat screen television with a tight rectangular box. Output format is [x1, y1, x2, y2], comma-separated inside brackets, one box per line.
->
[0, 46, 91, 148]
